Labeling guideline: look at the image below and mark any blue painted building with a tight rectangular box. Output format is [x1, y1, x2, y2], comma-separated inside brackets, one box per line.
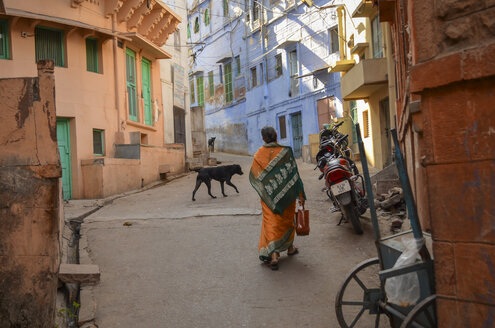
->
[187, 0, 343, 157]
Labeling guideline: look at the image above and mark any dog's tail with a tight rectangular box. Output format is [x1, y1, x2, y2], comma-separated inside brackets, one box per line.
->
[191, 168, 202, 172]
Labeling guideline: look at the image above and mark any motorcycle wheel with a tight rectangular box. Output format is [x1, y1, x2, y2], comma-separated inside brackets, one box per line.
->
[342, 204, 363, 235]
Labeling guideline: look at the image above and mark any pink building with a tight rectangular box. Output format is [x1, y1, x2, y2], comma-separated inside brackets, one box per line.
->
[0, 0, 185, 199]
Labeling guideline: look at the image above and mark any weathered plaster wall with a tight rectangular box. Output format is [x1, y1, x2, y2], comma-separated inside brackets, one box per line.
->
[386, 0, 495, 326]
[0, 61, 61, 327]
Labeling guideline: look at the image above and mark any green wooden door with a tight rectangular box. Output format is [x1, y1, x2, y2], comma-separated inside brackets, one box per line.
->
[126, 48, 138, 121]
[56, 119, 72, 200]
[291, 112, 303, 158]
[141, 58, 152, 125]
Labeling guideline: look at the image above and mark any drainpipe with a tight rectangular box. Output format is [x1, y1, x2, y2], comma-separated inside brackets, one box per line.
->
[261, 16, 269, 110]
[112, 13, 121, 132]
[337, 6, 346, 60]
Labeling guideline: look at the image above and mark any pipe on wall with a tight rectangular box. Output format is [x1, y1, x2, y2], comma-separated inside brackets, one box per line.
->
[112, 13, 121, 132]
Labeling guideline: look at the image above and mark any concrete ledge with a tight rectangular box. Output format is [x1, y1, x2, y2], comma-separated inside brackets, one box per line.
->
[59, 264, 100, 285]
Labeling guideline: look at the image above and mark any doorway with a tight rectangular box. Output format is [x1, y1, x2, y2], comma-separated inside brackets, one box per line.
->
[317, 96, 336, 131]
[174, 107, 186, 146]
[291, 112, 303, 158]
[56, 118, 72, 200]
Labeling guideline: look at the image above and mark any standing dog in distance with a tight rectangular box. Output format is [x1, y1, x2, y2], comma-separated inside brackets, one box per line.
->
[192, 164, 243, 201]
[208, 137, 216, 153]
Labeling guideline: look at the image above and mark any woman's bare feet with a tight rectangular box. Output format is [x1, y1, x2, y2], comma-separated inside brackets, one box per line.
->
[288, 246, 299, 256]
[270, 252, 279, 270]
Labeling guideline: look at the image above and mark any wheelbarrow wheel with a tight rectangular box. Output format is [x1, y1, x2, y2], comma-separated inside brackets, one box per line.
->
[399, 295, 437, 328]
[335, 257, 388, 328]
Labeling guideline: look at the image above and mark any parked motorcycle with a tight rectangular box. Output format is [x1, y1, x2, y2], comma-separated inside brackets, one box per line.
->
[316, 122, 368, 234]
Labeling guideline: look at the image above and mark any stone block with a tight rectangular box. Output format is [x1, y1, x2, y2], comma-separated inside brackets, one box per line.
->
[78, 286, 96, 325]
[454, 243, 495, 304]
[410, 53, 462, 93]
[436, 298, 460, 328]
[428, 161, 495, 243]
[437, 297, 495, 328]
[207, 158, 217, 166]
[414, 0, 441, 61]
[424, 79, 495, 163]
[435, 0, 484, 20]
[462, 42, 495, 81]
[374, 179, 401, 196]
[432, 241, 456, 297]
[478, 7, 495, 37]
[58, 264, 100, 285]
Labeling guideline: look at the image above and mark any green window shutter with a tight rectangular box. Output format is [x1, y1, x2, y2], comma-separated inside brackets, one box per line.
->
[93, 129, 104, 156]
[86, 38, 98, 73]
[223, 0, 229, 17]
[194, 17, 199, 33]
[208, 71, 214, 97]
[204, 9, 210, 26]
[141, 58, 152, 125]
[35, 26, 64, 67]
[125, 48, 138, 121]
[0, 19, 10, 60]
[224, 63, 233, 103]
[190, 80, 195, 104]
[187, 24, 191, 38]
[197, 76, 204, 106]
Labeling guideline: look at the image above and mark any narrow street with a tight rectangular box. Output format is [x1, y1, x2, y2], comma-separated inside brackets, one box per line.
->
[82, 153, 381, 327]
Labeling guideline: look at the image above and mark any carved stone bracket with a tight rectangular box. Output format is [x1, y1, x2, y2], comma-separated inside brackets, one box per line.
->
[127, 0, 152, 30]
[138, 7, 163, 35]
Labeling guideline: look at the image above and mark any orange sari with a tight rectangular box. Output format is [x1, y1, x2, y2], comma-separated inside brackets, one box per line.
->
[250, 144, 304, 261]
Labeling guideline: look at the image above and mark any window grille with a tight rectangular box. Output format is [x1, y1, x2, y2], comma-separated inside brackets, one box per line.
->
[35, 26, 64, 67]
[86, 38, 98, 73]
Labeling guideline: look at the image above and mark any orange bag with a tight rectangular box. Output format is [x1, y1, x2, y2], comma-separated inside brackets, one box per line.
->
[295, 203, 310, 236]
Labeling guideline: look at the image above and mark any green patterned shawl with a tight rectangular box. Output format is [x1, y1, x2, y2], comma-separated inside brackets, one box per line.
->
[249, 143, 306, 214]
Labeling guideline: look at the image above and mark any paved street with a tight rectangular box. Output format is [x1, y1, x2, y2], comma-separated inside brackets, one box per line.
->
[83, 153, 383, 327]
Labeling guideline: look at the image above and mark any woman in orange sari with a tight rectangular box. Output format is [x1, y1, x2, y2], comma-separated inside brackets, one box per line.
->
[249, 127, 306, 270]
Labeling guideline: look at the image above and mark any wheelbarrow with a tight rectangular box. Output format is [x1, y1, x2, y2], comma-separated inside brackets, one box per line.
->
[334, 125, 437, 328]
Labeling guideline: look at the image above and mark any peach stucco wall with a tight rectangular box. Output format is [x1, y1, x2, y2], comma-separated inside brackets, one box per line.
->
[0, 1, 181, 199]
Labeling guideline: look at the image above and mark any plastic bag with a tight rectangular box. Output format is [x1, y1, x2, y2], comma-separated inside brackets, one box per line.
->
[385, 237, 424, 307]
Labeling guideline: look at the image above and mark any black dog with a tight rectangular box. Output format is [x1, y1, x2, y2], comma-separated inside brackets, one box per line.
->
[192, 164, 243, 201]
[208, 137, 216, 153]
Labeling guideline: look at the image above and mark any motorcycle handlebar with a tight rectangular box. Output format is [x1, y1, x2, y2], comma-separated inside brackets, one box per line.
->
[333, 121, 344, 130]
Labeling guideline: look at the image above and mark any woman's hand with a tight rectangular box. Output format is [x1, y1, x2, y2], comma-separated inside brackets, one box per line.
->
[299, 195, 305, 207]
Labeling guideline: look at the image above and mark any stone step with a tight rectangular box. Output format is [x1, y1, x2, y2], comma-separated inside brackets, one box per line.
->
[59, 264, 100, 285]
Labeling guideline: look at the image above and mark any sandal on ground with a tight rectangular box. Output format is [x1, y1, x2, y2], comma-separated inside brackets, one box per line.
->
[288, 246, 299, 256]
